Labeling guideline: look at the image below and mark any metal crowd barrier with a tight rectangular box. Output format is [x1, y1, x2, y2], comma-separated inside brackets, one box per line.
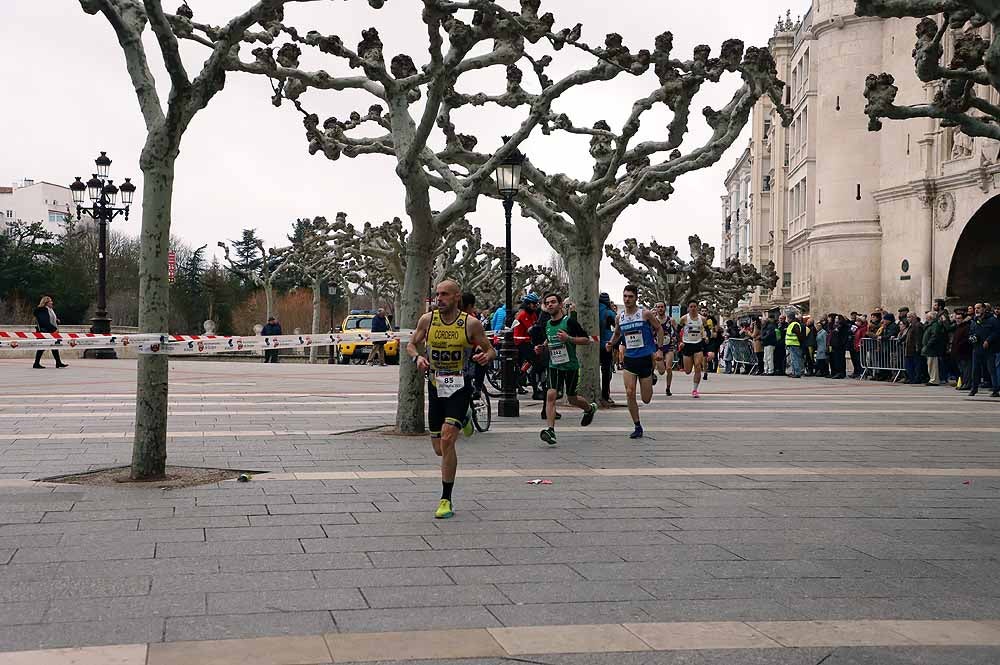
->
[858, 337, 905, 381]
[726, 338, 759, 373]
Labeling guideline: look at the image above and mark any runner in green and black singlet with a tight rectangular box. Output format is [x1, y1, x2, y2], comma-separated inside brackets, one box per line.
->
[537, 293, 597, 446]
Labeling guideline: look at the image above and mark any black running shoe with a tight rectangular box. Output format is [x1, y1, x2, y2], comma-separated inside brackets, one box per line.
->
[539, 428, 557, 446]
[581, 403, 597, 427]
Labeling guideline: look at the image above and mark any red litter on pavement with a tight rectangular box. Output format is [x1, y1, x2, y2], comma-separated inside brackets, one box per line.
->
[526, 479, 553, 485]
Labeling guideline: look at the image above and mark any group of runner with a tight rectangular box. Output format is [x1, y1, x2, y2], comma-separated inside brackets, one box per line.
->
[406, 280, 711, 520]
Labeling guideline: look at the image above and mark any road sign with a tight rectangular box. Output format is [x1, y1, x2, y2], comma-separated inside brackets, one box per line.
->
[168, 251, 177, 283]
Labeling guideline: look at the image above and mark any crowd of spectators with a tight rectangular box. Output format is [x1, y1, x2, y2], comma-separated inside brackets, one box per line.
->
[719, 299, 1000, 397]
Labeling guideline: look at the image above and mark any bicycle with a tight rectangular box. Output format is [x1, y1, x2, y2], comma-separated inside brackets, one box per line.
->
[470, 390, 491, 432]
[483, 333, 545, 398]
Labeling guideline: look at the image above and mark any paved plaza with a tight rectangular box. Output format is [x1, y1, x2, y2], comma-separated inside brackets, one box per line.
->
[0, 358, 998, 664]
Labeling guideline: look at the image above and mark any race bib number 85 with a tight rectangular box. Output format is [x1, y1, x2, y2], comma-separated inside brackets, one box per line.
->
[435, 371, 463, 397]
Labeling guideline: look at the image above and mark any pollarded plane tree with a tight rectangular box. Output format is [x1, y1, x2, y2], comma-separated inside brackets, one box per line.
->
[434, 226, 505, 297]
[358, 216, 478, 316]
[77, 0, 355, 479]
[441, 32, 790, 400]
[327, 212, 399, 314]
[712, 257, 779, 315]
[224, 1, 651, 432]
[355, 216, 471, 315]
[512, 262, 569, 305]
[217, 229, 295, 321]
[605, 235, 777, 316]
[279, 215, 348, 363]
[856, 1, 1000, 140]
[465, 258, 562, 314]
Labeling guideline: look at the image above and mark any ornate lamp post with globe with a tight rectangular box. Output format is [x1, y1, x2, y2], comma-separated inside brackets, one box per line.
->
[69, 151, 136, 358]
[492, 139, 525, 418]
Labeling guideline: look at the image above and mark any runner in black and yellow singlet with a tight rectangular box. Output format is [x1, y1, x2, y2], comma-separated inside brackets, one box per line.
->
[407, 280, 495, 519]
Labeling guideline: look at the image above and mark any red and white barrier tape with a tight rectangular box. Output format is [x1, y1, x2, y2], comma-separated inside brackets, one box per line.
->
[0, 331, 157, 350]
[0, 330, 413, 354]
[2, 328, 596, 354]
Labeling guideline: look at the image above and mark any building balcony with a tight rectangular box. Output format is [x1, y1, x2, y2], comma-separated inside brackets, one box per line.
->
[788, 213, 808, 240]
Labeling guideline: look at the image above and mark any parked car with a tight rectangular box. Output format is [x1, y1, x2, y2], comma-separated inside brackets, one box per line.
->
[334, 310, 399, 365]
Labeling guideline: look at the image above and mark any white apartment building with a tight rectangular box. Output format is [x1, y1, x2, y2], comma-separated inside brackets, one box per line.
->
[0, 187, 13, 227]
[1, 179, 75, 234]
[722, 145, 753, 268]
[722, 1, 1000, 316]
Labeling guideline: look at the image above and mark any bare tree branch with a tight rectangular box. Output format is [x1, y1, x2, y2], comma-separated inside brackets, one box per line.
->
[856, 0, 1000, 138]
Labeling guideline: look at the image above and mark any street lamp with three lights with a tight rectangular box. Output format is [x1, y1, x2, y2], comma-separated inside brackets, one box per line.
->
[69, 151, 136, 357]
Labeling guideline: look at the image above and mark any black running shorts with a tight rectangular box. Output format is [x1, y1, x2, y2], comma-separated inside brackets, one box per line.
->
[428, 382, 472, 437]
[622, 355, 654, 379]
[546, 367, 580, 397]
[682, 341, 707, 357]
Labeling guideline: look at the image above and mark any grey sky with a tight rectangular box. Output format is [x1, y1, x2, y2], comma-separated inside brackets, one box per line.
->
[1, 0, 795, 298]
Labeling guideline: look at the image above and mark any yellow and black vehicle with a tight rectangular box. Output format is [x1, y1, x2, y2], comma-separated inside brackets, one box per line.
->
[334, 310, 399, 364]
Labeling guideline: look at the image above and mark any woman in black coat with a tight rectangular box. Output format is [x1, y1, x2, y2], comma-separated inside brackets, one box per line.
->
[33, 295, 68, 369]
[829, 314, 852, 379]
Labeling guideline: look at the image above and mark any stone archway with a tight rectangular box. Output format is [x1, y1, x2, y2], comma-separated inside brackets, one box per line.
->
[947, 194, 1000, 305]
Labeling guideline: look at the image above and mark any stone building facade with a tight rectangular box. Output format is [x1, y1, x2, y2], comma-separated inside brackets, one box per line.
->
[722, 0, 1000, 317]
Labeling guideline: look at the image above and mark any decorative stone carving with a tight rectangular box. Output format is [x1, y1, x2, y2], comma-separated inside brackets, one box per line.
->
[935, 192, 956, 230]
[951, 129, 974, 159]
[203, 320, 217, 335]
[977, 152, 993, 193]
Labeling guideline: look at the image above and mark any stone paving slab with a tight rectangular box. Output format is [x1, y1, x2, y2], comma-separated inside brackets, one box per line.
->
[0, 360, 998, 659]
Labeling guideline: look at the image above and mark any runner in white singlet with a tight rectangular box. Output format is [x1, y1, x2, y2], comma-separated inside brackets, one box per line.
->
[678, 300, 707, 398]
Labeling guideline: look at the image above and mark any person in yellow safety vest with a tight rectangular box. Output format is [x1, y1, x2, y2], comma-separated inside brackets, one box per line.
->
[785, 311, 804, 378]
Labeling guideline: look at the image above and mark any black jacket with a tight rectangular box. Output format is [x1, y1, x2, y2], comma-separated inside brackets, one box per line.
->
[831, 322, 852, 349]
[762, 322, 777, 347]
[261, 322, 282, 336]
[34, 307, 58, 333]
[970, 312, 1000, 354]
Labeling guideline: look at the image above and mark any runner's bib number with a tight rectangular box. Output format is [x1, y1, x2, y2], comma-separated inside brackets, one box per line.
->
[549, 346, 569, 365]
[435, 371, 463, 397]
[625, 332, 644, 350]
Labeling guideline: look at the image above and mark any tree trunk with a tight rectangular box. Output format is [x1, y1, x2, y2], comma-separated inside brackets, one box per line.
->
[395, 215, 433, 433]
[131, 161, 174, 480]
[566, 237, 605, 404]
[264, 281, 274, 321]
[389, 92, 435, 434]
[309, 277, 321, 364]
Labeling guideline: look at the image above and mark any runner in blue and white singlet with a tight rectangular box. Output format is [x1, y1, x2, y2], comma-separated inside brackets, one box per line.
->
[606, 285, 663, 440]
[619, 308, 659, 363]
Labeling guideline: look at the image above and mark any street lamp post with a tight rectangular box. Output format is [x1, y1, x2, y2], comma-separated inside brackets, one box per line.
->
[663, 272, 678, 316]
[69, 152, 136, 359]
[493, 138, 525, 418]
